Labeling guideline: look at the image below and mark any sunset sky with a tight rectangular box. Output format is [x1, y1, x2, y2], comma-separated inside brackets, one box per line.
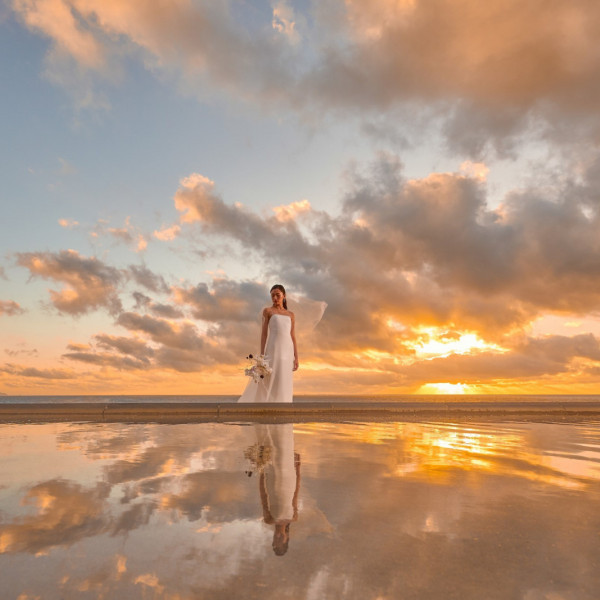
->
[3, 0, 600, 395]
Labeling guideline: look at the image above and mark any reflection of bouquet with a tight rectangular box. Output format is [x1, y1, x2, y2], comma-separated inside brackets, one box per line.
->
[244, 443, 272, 474]
[244, 353, 272, 383]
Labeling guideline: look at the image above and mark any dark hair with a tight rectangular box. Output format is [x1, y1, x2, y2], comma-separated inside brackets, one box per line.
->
[270, 284, 287, 310]
[272, 523, 290, 556]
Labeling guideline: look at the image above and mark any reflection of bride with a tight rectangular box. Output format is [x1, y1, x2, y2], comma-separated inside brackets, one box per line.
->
[238, 284, 298, 403]
[244, 424, 300, 556]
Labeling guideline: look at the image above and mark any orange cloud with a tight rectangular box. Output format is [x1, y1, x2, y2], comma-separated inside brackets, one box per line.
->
[12, 0, 600, 150]
[153, 224, 181, 241]
[13, 0, 105, 69]
[273, 199, 311, 222]
[7, 152, 600, 393]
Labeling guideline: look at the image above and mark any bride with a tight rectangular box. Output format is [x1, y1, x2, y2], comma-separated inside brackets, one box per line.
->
[238, 284, 298, 403]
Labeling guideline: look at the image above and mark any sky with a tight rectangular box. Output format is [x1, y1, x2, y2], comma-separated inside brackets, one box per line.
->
[2, 0, 600, 395]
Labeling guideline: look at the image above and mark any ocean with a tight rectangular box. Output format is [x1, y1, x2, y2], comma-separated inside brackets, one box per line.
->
[1, 393, 600, 403]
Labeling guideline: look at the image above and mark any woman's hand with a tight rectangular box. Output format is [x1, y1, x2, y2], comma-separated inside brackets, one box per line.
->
[293, 357, 299, 371]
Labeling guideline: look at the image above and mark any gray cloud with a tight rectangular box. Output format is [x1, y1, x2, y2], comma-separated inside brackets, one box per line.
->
[127, 265, 169, 294]
[175, 154, 600, 337]
[0, 363, 77, 379]
[0, 300, 25, 316]
[12, 1, 600, 152]
[173, 279, 267, 322]
[132, 291, 184, 318]
[16, 249, 123, 316]
[15, 250, 174, 317]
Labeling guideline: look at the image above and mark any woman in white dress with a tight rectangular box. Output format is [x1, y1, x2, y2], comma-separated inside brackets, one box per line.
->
[238, 284, 298, 403]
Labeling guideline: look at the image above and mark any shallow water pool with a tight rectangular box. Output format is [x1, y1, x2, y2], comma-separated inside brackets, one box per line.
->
[1, 420, 600, 599]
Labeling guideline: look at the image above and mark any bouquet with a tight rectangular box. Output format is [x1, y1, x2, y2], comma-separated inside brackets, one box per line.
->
[244, 353, 273, 383]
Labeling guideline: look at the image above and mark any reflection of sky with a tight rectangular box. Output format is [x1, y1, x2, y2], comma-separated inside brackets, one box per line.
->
[1, 420, 600, 598]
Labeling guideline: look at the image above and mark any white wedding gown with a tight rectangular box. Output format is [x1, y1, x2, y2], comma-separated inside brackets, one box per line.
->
[239, 314, 294, 403]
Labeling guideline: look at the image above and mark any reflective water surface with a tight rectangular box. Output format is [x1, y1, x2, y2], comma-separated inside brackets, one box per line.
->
[1, 420, 600, 599]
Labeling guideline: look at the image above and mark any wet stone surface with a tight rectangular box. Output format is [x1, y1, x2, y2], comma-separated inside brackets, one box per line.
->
[1, 419, 600, 599]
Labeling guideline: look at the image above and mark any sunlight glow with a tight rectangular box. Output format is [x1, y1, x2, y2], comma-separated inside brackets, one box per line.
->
[406, 327, 506, 359]
[416, 382, 473, 394]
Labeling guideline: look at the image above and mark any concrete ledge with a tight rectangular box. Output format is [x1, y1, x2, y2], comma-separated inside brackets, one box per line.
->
[2, 401, 600, 423]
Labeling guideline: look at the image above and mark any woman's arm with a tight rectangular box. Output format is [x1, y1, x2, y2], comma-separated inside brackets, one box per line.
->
[290, 312, 299, 371]
[259, 472, 274, 524]
[292, 452, 301, 521]
[260, 308, 269, 355]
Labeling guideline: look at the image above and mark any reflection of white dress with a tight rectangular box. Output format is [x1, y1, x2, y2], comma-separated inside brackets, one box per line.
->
[257, 424, 296, 521]
[238, 314, 294, 403]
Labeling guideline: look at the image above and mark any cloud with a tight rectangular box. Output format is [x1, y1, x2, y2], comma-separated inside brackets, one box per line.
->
[127, 265, 168, 294]
[132, 292, 185, 319]
[109, 312, 238, 372]
[178, 155, 600, 335]
[153, 224, 181, 241]
[63, 278, 274, 374]
[102, 217, 147, 253]
[12, 1, 600, 149]
[14, 250, 173, 317]
[172, 279, 267, 323]
[0, 300, 25, 316]
[11, 143, 600, 390]
[271, 0, 300, 45]
[4, 346, 38, 358]
[398, 334, 600, 385]
[58, 218, 79, 228]
[63, 333, 154, 370]
[273, 199, 311, 223]
[0, 363, 77, 379]
[147, 159, 600, 387]
[16, 249, 123, 315]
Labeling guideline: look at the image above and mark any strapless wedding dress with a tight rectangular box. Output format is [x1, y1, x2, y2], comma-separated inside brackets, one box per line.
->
[239, 314, 294, 403]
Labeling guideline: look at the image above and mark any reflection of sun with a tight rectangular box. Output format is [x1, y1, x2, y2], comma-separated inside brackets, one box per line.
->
[297, 422, 600, 490]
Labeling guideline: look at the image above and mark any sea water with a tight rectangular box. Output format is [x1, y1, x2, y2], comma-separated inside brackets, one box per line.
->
[2, 393, 600, 403]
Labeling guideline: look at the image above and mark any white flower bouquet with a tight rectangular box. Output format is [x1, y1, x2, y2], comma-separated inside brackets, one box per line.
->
[244, 353, 273, 383]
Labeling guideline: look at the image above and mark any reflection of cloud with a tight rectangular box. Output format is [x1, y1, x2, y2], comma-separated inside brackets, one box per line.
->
[4, 421, 600, 598]
[0, 479, 108, 554]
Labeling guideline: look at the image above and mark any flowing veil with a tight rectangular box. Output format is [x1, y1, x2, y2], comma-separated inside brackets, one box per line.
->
[254, 294, 327, 331]
[285, 295, 327, 330]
